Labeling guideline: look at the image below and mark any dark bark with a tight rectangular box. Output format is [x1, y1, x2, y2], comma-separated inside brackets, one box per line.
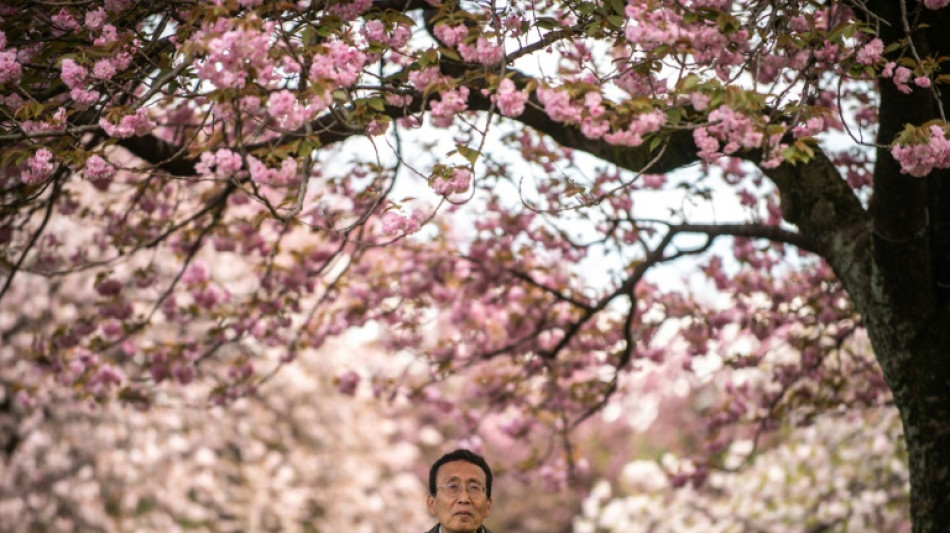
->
[857, 2, 950, 530]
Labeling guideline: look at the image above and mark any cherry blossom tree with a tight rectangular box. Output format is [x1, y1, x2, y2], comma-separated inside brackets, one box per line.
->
[1, 336, 432, 532]
[574, 407, 910, 533]
[572, 329, 911, 532]
[2, 0, 949, 530]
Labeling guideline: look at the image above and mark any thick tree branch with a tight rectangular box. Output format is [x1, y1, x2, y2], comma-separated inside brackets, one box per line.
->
[672, 222, 819, 254]
[761, 150, 873, 306]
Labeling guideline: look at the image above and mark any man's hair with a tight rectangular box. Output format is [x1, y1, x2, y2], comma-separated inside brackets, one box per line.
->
[428, 448, 493, 498]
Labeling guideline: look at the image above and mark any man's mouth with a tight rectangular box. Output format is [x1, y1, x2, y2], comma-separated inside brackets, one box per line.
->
[454, 511, 473, 518]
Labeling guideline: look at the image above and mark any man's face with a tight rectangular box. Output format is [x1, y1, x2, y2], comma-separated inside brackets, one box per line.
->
[427, 460, 492, 533]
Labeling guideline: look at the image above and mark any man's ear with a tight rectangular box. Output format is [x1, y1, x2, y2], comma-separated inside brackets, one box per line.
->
[427, 494, 437, 516]
[485, 498, 492, 517]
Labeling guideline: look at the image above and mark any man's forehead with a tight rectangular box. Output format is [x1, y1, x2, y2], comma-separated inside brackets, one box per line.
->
[437, 460, 486, 481]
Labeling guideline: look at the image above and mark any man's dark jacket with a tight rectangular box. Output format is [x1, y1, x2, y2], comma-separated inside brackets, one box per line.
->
[424, 526, 492, 533]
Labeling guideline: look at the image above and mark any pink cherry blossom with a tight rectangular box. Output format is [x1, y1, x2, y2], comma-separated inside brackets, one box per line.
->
[380, 209, 424, 235]
[793, 116, 825, 138]
[60, 58, 88, 90]
[458, 36, 504, 65]
[21, 148, 56, 185]
[70, 87, 100, 108]
[603, 110, 667, 147]
[690, 92, 710, 111]
[536, 86, 584, 123]
[616, 70, 667, 97]
[51, 9, 80, 33]
[246, 155, 298, 185]
[196, 22, 277, 90]
[892, 66, 913, 94]
[92, 58, 117, 79]
[196, 148, 244, 177]
[891, 125, 950, 177]
[267, 89, 311, 130]
[856, 38, 884, 65]
[99, 107, 154, 138]
[83, 155, 116, 183]
[430, 86, 470, 127]
[93, 23, 119, 45]
[0, 49, 21, 83]
[492, 78, 528, 117]
[408, 67, 444, 91]
[431, 167, 472, 195]
[362, 20, 388, 43]
[85, 7, 108, 30]
[327, 0, 371, 21]
[181, 261, 209, 285]
[434, 23, 469, 47]
[309, 41, 367, 87]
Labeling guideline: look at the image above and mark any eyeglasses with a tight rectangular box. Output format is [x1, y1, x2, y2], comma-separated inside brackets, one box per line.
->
[437, 483, 488, 499]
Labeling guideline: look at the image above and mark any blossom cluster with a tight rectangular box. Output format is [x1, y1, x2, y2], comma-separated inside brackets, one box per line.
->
[309, 41, 368, 88]
[99, 108, 155, 139]
[195, 20, 279, 90]
[196, 149, 244, 178]
[362, 20, 412, 49]
[574, 409, 908, 533]
[0, 30, 21, 84]
[82, 155, 116, 186]
[603, 110, 667, 147]
[491, 78, 528, 117]
[623, 2, 747, 70]
[430, 167, 472, 196]
[692, 105, 784, 166]
[1, 336, 432, 532]
[247, 156, 298, 186]
[536, 83, 668, 147]
[430, 86, 470, 128]
[380, 209, 425, 235]
[891, 124, 950, 177]
[21, 148, 56, 185]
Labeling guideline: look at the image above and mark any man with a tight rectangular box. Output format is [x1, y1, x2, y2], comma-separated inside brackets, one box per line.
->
[425, 449, 494, 533]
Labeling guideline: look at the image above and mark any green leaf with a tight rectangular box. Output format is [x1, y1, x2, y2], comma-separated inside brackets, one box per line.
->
[457, 145, 480, 165]
[367, 97, 386, 112]
[564, 179, 585, 198]
[301, 25, 315, 46]
[419, 48, 439, 67]
[298, 139, 321, 156]
[440, 46, 461, 62]
[884, 41, 904, 54]
[717, 13, 740, 33]
[679, 74, 701, 91]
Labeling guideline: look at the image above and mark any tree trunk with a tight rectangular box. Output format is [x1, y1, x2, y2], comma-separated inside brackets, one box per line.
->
[865, 306, 950, 533]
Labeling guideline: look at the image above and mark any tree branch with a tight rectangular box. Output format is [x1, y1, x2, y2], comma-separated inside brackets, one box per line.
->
[672, 222, 819, 254]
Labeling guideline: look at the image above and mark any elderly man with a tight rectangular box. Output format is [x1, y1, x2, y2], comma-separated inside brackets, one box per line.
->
[425, 449, 494, 533]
